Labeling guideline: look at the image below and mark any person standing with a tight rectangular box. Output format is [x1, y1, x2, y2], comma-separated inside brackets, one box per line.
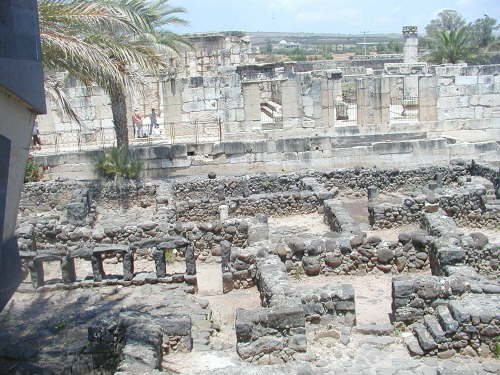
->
[32, 119, 42, 150]
[149, 108, 158, 136]
[132, 108, 143, 138]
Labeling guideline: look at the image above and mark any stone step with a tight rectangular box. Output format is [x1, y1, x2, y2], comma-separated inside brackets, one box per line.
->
[413, 324, 438, 352]
[404, 334, 424, 356]
[423, 315, 446, 343]
[436, 305, 459, 335]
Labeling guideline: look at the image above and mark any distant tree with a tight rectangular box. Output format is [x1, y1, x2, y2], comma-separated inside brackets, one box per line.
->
[264, 39, 273, 54]
[428, 27, 476, 64]
[387, 40, 403, 53]
[469, 15, 499, 48]
[376, 43, 386, 54]
[426, 10, 466, 37]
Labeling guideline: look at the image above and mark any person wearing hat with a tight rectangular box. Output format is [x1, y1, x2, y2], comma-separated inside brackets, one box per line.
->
[132, 108, 143, 138]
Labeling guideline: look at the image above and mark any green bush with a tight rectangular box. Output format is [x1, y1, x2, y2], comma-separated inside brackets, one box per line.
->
[24, 155, 45, 183]
[164, 249, 175, 264]
[94, 147, 143, 181]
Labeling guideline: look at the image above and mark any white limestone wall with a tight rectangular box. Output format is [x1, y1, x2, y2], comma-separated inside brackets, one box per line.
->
[437, 74, 500, 121]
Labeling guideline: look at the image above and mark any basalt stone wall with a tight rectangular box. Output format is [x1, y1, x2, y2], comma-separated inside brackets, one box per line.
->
[20, 180, 86, 214]
[173, 220, 250, 259]
[319, 165, 468, 197]
[369, 185, 498, 229]
[391, 275, 499, 324]
[235, 303, 307, 363]
[173, 174, 309, 201]
[87, 312, 192, 374]
[175, 191, 326, 222]
[17, 218, 252, 263]
[469, 161, 500, 193]
[20, 180, 160, 214]
[421, 211, 499, 278]
[230, 192, 325, 218]
[279, 231, 432, 276]
[253, 254, 356, 324]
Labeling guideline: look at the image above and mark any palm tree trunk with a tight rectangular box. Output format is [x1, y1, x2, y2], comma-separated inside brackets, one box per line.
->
[110, 84, 129, 150]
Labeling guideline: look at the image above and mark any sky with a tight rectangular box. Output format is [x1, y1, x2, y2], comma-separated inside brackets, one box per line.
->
[168, 0, 500, 35]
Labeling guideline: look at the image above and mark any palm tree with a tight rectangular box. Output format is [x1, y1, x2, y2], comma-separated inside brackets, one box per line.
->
[427, 27, 476, 64]
[38, 0, 188, 149]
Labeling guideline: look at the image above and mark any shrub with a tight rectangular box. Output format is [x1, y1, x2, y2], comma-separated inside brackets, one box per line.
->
[24, 155, 45, 183]
[94, 147, 143, 181]
[291, 264, 305, 280]
[164, 249, 175, 264]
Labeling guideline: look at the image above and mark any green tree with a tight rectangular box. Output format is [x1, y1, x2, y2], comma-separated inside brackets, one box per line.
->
[426, 9, 466, 37]
[38, 0, 188, 149]
[428, 27, 476, 64]
[264, 39, 273, 54]
[469, 15, 499, 48]
[386, 40, 403, 54]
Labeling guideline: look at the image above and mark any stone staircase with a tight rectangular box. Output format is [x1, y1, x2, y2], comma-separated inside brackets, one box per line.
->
[404, 293, 500, 357]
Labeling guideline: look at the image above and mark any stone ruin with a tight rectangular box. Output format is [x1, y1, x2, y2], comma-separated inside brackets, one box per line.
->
[2, 159, 498, 374]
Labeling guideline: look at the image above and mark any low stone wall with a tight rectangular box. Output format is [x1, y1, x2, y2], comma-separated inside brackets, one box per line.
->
[392, 209, 500, 358]
[88, 311, 192, 374]
[173, 174, 309, 201]
[369, 182, 498, 229]
[175, 191, 327, 222]
[421, 211, 499, 278]
[323, 199, 361, 233]
[173, 220, 249, 260]
[281, 231, 432, 276]
[319, 164, 468, 197]
[254, 254, 356, 323]
[235, 303, 307, 363]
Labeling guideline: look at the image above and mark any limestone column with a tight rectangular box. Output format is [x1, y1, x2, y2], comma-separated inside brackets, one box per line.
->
[163, 79, 182, 142]
[418, 76, 438, 122]
[356, 77, 390, 125]
[321, 74, 336, 128]
[281, 79, 300, 128]
[403, 26, 419, 64]
[243, 83, 261, 124]
[356, 78, 370, 125]
[374, 77, 390, 125]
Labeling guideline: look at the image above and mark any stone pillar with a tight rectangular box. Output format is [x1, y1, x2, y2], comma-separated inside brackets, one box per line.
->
[61, 256, 76, 284]
[221, 240, 233, 293]
[357, 78, 390, 125]
[123, 251, 135, 281]
[28, 259, 44, 288]
[242, 83, 261, 123]
[219, 205, 229, 221]
[184, 245, 197, 290]
[217, 184, 225, 201]
[434, 173, 443, 188]
[281, 79, 300, 127]
[163, 79, 183, 141]
[185, 245, 197, 276]
[403, 26, 419, 64]
[91, 253, 105, 282]
[418, 76, 438, 122]
[321, 73, 336, 128]
[221, 240, 231, 273]
[153, 249, 167, 278]
[367, 186, 378, 201]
